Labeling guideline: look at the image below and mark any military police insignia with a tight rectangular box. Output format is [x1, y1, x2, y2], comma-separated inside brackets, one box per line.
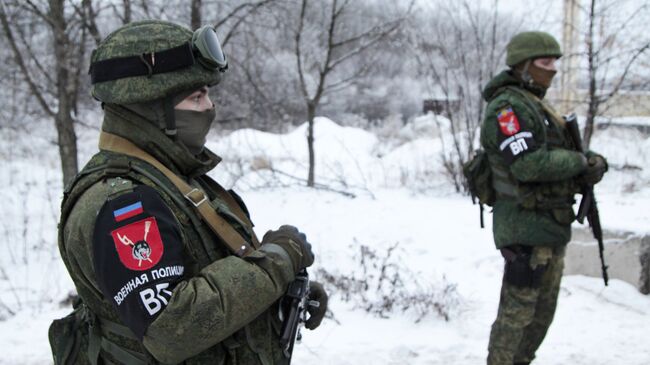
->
[497, 106, 521, 136]
[495, 105, 537, 165]
[93, 185, 185, 338]
[111, 217, 164, 270]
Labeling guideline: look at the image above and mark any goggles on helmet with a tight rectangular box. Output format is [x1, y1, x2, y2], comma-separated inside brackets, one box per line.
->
[192, 25, 228, 71]
[90, 26, 227, 84]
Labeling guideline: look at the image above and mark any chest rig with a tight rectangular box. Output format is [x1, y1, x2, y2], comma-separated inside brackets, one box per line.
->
[487, 86, 578, 216]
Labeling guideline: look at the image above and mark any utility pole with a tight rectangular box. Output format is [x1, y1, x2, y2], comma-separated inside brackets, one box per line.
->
[560, 0, 580, 114]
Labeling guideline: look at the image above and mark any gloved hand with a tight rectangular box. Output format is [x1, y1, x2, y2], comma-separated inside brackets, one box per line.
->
[261, 225, 314, 274]
[305, 281, 328, 330]
[578, 152, 608, 185]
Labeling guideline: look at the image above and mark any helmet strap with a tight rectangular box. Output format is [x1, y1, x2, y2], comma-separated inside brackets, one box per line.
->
[163, 96, 177, 140]
[520, 60, 534, 86]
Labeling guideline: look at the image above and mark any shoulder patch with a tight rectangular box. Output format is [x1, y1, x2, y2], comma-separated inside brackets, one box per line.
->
[93, 184, 186, 339]
[496, 106, 521, 136]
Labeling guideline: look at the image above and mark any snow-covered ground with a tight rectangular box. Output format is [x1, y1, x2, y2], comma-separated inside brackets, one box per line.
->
[0, 114, 649, 364]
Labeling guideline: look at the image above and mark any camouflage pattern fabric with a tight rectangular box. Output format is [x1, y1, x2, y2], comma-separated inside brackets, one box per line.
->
[487, 246, 565, 365]
[479, 70, 586, 249]
[91, 20, 222, 105]
[58, 104, 296, 364]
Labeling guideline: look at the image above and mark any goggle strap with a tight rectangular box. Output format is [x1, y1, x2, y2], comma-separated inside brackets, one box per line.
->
[89, 42, 196, 84]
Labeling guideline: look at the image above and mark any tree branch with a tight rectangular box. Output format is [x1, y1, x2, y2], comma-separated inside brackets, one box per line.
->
[294, 0, 310, 101]
[0, 1, 54, 117]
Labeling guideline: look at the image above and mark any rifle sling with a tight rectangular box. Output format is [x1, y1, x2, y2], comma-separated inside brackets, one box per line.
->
[98, 131, 259, 257]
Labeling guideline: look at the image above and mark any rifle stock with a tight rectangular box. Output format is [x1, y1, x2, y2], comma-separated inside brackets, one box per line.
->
[564, 114, 609, 286]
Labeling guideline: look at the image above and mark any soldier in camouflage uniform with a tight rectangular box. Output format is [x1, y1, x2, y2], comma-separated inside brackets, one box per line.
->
[56, 20, 328, 364]
[480, 31, 608, 365]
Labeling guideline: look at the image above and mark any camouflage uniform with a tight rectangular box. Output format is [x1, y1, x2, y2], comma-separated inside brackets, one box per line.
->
[480, 32, 605, 365]
[56, 20, 321, 365]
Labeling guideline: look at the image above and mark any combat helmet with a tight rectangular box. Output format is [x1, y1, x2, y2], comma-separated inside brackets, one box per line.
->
[506, 31, 562, 67]
[89, 20, 227, 105]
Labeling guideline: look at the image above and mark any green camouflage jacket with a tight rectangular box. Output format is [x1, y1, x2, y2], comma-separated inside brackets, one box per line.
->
[479, 71, 587, 249]
[59, 104, 294, 364]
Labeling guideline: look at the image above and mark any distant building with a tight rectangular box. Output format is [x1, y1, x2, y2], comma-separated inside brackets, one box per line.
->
[547, 88, 650, 117]
[422, 85, 460, 115]
[422, 98, 460, 115]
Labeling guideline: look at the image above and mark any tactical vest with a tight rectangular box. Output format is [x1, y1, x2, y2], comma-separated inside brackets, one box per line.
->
[487, 86, 578, 224]
[58, 149, 276, 365]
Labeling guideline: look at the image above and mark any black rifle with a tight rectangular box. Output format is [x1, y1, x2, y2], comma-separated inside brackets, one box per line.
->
[564, 113, 609, 286]
[279, 269, 318, 363]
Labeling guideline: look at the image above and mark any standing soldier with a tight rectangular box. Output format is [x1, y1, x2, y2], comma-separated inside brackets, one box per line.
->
[480, 31, 608, 365]
[54, 20, 327, 364]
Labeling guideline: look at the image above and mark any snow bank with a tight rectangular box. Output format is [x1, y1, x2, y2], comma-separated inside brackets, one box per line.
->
[0, 113, 649, 364]
[207, 115, 456, 193]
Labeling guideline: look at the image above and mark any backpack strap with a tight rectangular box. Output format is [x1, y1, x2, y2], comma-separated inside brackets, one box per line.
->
[98, 131, 260, 257]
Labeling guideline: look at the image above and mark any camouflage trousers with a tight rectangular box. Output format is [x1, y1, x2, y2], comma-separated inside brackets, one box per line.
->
[487, 245, 565, 365]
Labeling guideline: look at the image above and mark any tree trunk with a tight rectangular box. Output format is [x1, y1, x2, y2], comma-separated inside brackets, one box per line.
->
[191, 0, 202, 29]
[50, 0, 79, 185]
[306, 103, 316, 187]
[122, 0, 132, 24]
[583, 0, 597, 148]
[584, 90, 598, 149]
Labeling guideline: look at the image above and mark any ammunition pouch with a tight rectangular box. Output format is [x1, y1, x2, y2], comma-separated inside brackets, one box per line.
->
[48, 298, 87, 365]
[463, 149, 496, 206]
[503, 247, 547, 288]
[48, 298, 152, 365]
[494, 170, 576, 226]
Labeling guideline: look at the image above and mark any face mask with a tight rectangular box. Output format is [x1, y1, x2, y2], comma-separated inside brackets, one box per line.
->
[174, 106, 216, 155]
[527, 62, 557, 89]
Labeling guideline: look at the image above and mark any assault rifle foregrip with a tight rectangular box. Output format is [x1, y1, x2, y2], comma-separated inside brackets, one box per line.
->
[564, 113, 609, 286]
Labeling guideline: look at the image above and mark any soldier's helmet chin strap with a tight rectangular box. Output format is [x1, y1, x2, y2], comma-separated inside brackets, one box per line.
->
[163, 95, 177, 140]
[519, 59, 534, 86]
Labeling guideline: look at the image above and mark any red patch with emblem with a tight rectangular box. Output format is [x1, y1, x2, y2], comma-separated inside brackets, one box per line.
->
[111, 217, 164, 271]
[497, 106, 521, 136]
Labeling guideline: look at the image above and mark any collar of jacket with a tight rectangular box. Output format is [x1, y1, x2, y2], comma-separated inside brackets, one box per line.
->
[482, 70, 546, 102]
[101, 103, 221, 178]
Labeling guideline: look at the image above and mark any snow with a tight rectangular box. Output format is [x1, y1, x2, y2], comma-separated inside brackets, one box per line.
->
[1, 114, 649, 364]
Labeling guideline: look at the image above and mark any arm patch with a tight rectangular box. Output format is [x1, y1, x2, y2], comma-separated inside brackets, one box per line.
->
[495, 105, 538, 165]
[93, 185, 185, 339]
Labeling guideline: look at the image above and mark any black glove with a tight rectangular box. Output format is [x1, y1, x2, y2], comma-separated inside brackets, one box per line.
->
[305, 281, 328, 330]
[262, 225, 314, 273]
[578, 152, 608, 185]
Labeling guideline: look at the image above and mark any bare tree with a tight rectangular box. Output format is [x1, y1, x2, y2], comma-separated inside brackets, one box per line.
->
[293, 0, 409, 187]
[0, 0, 95, 185]
[581, 0, 650, 147]
[411, 0, 518, 191]
[191, 0, 201, 29]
